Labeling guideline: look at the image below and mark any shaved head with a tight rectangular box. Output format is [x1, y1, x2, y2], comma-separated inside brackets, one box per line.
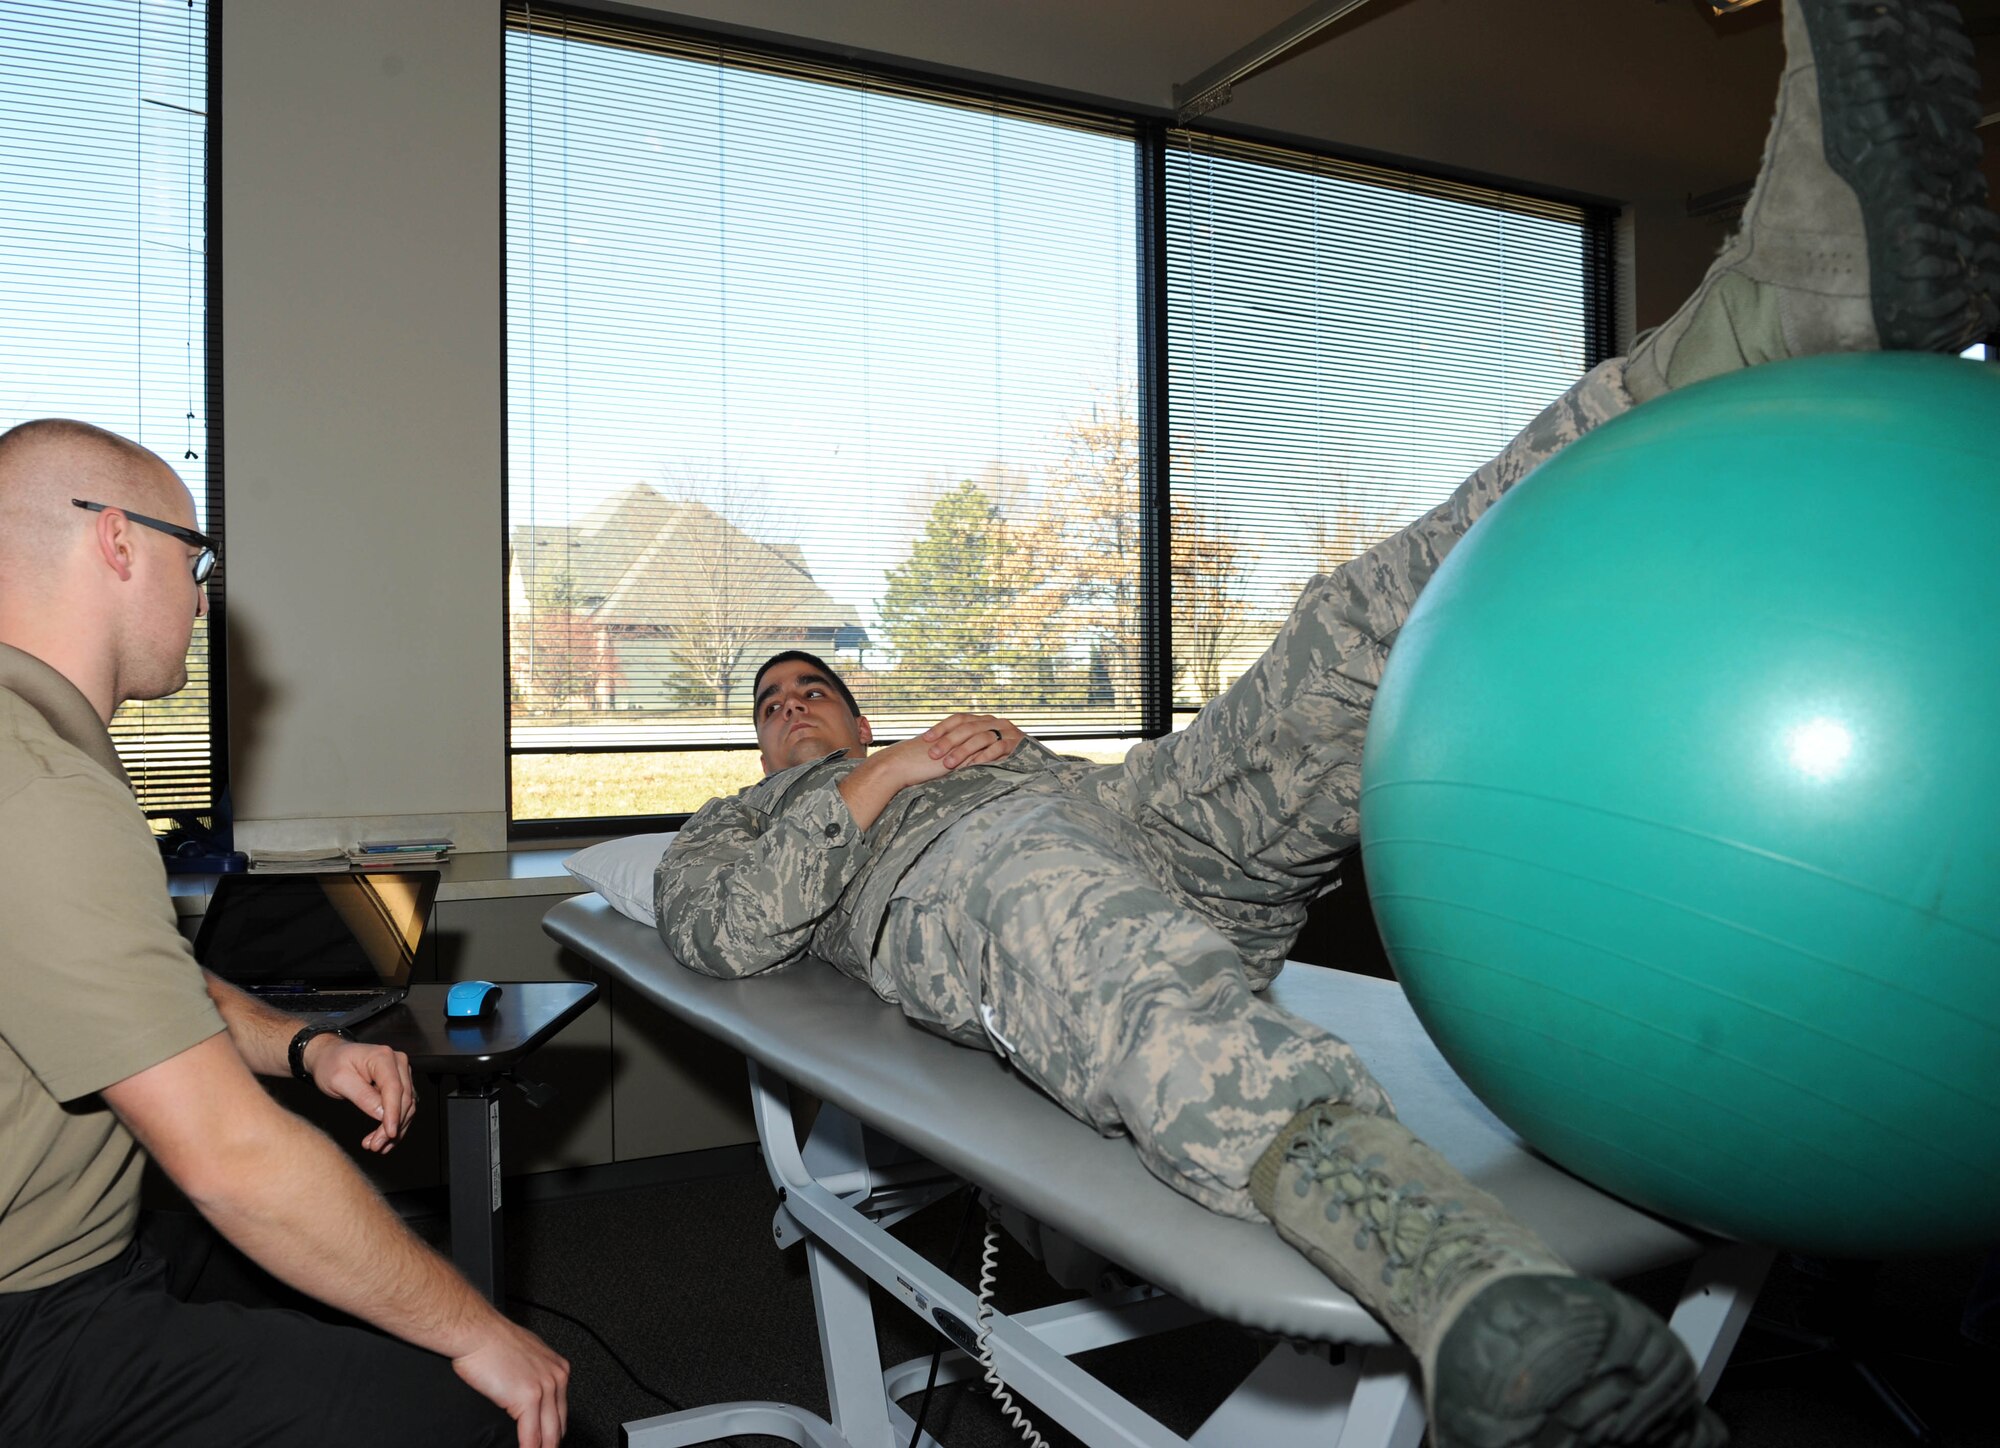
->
[0, 419, 205, 719]
[0, 419, 186, 577]
[0, 416, 160, 465]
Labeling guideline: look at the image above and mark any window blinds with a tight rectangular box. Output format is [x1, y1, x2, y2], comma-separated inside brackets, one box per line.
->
[0, 0, 217, 821]
[1164, 131, 1608, 706]
[506, 3, 1147, 823]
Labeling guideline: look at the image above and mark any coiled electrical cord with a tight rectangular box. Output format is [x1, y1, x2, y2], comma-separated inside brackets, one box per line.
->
[972, 1199, 1051, 1448]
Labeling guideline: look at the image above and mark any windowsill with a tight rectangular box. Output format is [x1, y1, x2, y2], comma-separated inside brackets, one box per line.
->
[167, 847, 587, 917]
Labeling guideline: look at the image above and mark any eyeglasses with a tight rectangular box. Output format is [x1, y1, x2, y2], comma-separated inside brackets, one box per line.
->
[72, 498, 218, 585]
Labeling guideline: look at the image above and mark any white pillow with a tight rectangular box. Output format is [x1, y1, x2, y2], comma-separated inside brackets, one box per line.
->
[564, 831, 678, 926]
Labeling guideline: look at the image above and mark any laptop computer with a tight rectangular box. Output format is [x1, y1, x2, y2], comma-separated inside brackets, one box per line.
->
[194, 869, 439, 1029]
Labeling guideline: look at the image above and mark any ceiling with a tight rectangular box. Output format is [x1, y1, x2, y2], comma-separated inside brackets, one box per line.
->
[650, 0, 1997, 321]
[654, 0, 1995, 204]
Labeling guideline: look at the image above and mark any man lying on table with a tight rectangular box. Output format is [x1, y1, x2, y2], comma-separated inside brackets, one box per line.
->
[656, 2, 1998, 1442]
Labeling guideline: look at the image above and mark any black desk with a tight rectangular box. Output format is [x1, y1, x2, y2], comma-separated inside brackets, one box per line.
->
[361, 982, 599, 1303]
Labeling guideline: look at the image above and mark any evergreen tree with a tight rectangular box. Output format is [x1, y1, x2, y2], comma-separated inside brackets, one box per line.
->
[879, 481, 1016, 709]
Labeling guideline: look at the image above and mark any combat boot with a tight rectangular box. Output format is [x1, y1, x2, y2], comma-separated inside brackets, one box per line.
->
[1624, 0, 2000, 401]
[1250, 1104, 1724, 1447]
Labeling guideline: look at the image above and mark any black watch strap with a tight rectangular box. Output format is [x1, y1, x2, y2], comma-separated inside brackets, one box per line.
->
[288, 1024, 354, 1080]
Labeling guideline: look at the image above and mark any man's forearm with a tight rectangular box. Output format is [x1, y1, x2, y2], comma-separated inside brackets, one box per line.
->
[107, 1035, 566, 1441]
[836, 714, 1026, 831]
[202, 970, 302, 1075]
[111, 1036, 489, 1354]
[203, 969, 352, 1079]
[835, 716, 1024, 830]
[196, 1104, 490, 1353]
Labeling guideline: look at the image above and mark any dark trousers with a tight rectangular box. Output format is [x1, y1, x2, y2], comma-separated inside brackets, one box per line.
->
[0, 1239, 513, 1448]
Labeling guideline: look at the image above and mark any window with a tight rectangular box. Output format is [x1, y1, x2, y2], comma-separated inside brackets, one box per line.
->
[1165, 132, 1612, 708]
[506, 6, 1143, 825]
[0, 0, 220, 827]
[504, 5, 1611, 830]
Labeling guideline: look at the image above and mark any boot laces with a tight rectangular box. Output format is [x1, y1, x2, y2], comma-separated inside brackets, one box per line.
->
[1282, 1114, 1511, 1318]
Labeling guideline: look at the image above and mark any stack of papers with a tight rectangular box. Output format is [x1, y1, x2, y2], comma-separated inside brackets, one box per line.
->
[247, 846, 349, 873]
[345, 838, 453, 871]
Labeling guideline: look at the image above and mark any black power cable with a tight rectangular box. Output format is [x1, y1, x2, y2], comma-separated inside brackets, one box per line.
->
[507, 1292, 687, 1414]
[503, 1185, 982, 1446]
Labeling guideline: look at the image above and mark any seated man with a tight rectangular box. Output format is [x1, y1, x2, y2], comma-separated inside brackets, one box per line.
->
[0, 420, 569, 1447]
[659, 2, 1998, 1443]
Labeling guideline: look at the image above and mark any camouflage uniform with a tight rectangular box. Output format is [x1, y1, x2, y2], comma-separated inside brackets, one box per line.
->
[659, 358, 1633, 1221]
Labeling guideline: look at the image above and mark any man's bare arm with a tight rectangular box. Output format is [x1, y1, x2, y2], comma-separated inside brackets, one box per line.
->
[836, 713, 1023, 831]
[202, 970, 415, 1153]
[103, 1034, 568, 1447]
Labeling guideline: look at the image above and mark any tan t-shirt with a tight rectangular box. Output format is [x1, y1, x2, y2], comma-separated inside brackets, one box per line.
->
[0, 643, 223, 1294]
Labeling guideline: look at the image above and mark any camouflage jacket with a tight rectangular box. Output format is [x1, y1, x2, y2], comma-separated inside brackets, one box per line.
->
[656, 737, 1097, 984]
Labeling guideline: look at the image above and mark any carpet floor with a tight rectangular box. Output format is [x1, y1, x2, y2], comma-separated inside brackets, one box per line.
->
[481, 1167, 1991, 1448]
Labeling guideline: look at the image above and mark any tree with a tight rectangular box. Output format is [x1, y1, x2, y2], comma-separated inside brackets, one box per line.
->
[514, 566, 611, 709]
[1171, 496, 1246, 703]
[868, 389, 1261, 718]
[1025, 393, 1144, 708]
[656, 477, 804, 714]
[1022, 389, 1248, 710]
[511, 476, 857, 719]
[1292, 478, 1406, 581]
[879, 480, 1018, 710]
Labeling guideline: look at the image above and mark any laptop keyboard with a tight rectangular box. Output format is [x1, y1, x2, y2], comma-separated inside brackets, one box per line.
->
[267, 990, 383, 1012]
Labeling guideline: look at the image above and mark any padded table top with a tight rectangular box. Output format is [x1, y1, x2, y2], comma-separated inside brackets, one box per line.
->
[545, 894, 1705, 1345]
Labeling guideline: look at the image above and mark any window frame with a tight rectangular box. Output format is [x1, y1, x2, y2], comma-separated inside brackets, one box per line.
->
[2, 0, 229, 839]
[150, 0, 230, 841]
[197, 0, 231, 843]
[501, 3, 1615, 838]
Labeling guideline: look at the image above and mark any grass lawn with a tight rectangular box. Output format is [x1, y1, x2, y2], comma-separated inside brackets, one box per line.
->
[512, 738, 1137, 823]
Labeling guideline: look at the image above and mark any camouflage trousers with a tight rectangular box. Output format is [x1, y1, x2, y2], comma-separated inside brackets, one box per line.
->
[877, 357, 1635, 1220]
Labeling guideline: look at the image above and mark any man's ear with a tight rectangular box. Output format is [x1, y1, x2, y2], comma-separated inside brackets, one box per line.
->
[855, 715, 873, 751]
[95, 510, 137, 582]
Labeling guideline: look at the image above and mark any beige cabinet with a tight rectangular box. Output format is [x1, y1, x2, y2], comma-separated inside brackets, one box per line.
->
[433, 890, 756, 1176]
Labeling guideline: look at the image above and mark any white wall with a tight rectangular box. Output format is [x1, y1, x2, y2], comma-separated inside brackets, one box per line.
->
[217, 0, 1793, 844]
[222, 0, 505, 848]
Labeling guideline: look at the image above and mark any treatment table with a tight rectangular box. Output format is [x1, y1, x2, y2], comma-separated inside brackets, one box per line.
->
[544, 893, 1768, 1448]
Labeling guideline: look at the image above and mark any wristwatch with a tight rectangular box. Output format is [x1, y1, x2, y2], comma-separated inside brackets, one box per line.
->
[288, 1023, 355, 1080]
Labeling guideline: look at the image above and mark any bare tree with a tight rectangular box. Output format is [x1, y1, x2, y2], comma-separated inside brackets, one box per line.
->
[508, 475, 856, 720]
[1003, 390, 1145, 709]
[641, 472, 824, 714]
[1293, 469, 1408, 580]
[993, 388, 1255, 712]
[1171, 495, 1246, 703]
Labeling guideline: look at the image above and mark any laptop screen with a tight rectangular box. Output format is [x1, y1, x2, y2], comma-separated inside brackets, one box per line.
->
[195, 871, 437, 989]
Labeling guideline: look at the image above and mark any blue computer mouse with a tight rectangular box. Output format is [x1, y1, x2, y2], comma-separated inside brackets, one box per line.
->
[446, 980, 503, 1019]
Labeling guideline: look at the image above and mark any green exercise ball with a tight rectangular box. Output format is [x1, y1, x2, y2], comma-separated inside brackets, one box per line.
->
[1360, 352, 2000, 1257]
